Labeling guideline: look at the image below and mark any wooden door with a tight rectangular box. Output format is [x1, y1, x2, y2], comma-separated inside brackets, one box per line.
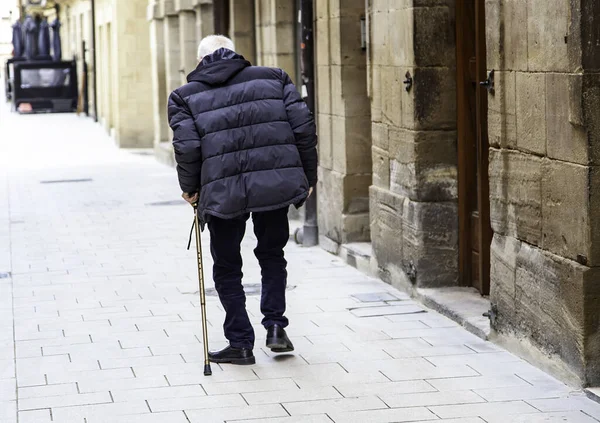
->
[456, 0, 491, 295]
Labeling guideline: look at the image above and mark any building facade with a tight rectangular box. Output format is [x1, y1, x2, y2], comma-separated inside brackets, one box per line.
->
[9, 0, 600, 387]
[314, 0, 600, 387]
[46, 0, 154, 148]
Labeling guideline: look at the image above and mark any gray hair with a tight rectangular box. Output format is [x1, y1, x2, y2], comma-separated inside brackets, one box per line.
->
[197, 35, 235, 60]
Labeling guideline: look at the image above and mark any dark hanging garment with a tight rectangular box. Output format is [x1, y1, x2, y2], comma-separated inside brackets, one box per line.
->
[50, 19, 62, 62]
[11, 21, 24, 58]
[38, 19, 51, 59]
[23, 16, 38, 60]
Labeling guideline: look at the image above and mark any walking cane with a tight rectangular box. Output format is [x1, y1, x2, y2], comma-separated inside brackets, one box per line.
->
[192, 202, 212, 376]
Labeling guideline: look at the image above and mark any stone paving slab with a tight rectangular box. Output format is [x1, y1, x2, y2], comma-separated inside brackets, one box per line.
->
[1, 99, 600, 423]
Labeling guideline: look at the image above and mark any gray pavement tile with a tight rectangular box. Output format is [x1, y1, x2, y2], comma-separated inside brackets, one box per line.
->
[148, 393, 246, 412]
[283, 396, 388, 415]
[475, 385, 573, 402]
[185, 404, 289, 423]
[19, 391, 113, 411]
[0, 378, 16, 402]
[526, 396, 600, 418]
[243, 386, 342, 405]
[328, 407, 437, 423]
[335, 380, 436, 397]
[50, 401, 150, 422]
[77, 374, 169, 393]
[18, 382, 78, 399]
[430, 400, 539, 419]
[380, 390, 486, 408]
[231, 415, 333, 423]
[18, 409, 52, 423]
[0, 401, 17, 423]
[112, 411, 190, 423]
[427, 374, 530, 391]
[111, 385, 206, 402]
[482, 411, 599, 423]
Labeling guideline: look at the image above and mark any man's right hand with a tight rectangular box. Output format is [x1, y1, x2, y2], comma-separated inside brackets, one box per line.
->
[182, 192, 199, 205]
[308, 187, 314, 198]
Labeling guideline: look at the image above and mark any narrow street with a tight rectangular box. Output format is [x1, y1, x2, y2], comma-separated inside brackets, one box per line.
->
[1, 102, 600, 423]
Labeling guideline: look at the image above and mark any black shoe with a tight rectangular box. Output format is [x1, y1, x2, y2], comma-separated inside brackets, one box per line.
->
[208, 346, 255, 365]
[266, 324, 294, 353]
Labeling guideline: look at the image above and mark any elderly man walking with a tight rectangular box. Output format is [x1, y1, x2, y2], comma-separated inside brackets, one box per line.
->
[168, 35, 317, 365]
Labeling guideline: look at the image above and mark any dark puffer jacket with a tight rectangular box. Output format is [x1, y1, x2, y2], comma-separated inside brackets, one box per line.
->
[168, 48, 318, 223]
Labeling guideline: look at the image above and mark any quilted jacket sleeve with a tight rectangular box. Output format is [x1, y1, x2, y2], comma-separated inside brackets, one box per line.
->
[281, 70, 318, 187]
[168, 90, 202, 194]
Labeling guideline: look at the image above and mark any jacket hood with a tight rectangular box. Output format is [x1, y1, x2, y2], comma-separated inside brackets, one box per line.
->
[187, 48, 251, 85]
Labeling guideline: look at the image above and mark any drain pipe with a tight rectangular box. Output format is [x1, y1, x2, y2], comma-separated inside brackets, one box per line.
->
[91, 0, 98, 122]
[295, 0, 318, 247]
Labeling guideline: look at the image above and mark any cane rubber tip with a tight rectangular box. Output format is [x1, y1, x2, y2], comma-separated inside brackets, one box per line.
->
[204, 364, 212, 376]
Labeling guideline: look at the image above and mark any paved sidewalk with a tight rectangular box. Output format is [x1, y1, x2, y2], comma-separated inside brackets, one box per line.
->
[1, 105, 600, 423]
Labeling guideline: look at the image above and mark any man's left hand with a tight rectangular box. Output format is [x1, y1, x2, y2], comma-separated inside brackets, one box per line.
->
[182, 192, 198, 205]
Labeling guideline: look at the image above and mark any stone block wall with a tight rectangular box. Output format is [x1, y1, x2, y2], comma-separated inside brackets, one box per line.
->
[487, 0, 600, 386]
[92, 0, 154, 148]
[315, 0, 372, 249]
[57, 0, 96, 118]
[254, 0, 296, 79]
[367, 0, 458, 288]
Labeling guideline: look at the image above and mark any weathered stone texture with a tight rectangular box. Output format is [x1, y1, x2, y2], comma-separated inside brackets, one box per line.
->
[318, 167, 344, 244]
[316, 0, 372, 245]
[402, 198, 458, 287]
[370, 186, 405, 279]
[229, 0, 256, 63]
[370, 186, 458, 288]
[388, 129, 457, 202]
[541, 160, 590, 264]
[546, 73, 588, 165]
[515, 72, 546, 155]
[485, 0, 528, 71]
[489, 148, 542, 247]
[407, 67, 457, 131]
[488, 71, 516, 149]
[371, 123, 389, 151]
[372, 146, 390, 189]
[527, 0, 570, 72]
[581, 73, 600, 165]
[490, 233, 600, 384]
[413, 4, 455, 67]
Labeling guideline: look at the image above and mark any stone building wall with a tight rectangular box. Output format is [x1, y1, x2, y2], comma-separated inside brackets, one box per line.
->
[366, 1, 458, 289]
[314, 0, 372, 250]
[486, 0, 600, 386]
[254, 0, 296, 80]
[93, 0, 153, 148]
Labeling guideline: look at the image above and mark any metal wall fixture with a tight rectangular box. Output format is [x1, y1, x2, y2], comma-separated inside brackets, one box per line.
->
[480, 69, 495, 94]
[403, 71, 413, 92]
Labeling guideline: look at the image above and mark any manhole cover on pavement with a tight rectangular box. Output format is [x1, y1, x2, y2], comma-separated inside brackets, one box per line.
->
[182, 283, 297, 297]
[40, 178, 93, 184]
[147, 200, 187, 206]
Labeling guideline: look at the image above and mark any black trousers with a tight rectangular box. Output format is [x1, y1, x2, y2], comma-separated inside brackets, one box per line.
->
[207, 206, 289, 350]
